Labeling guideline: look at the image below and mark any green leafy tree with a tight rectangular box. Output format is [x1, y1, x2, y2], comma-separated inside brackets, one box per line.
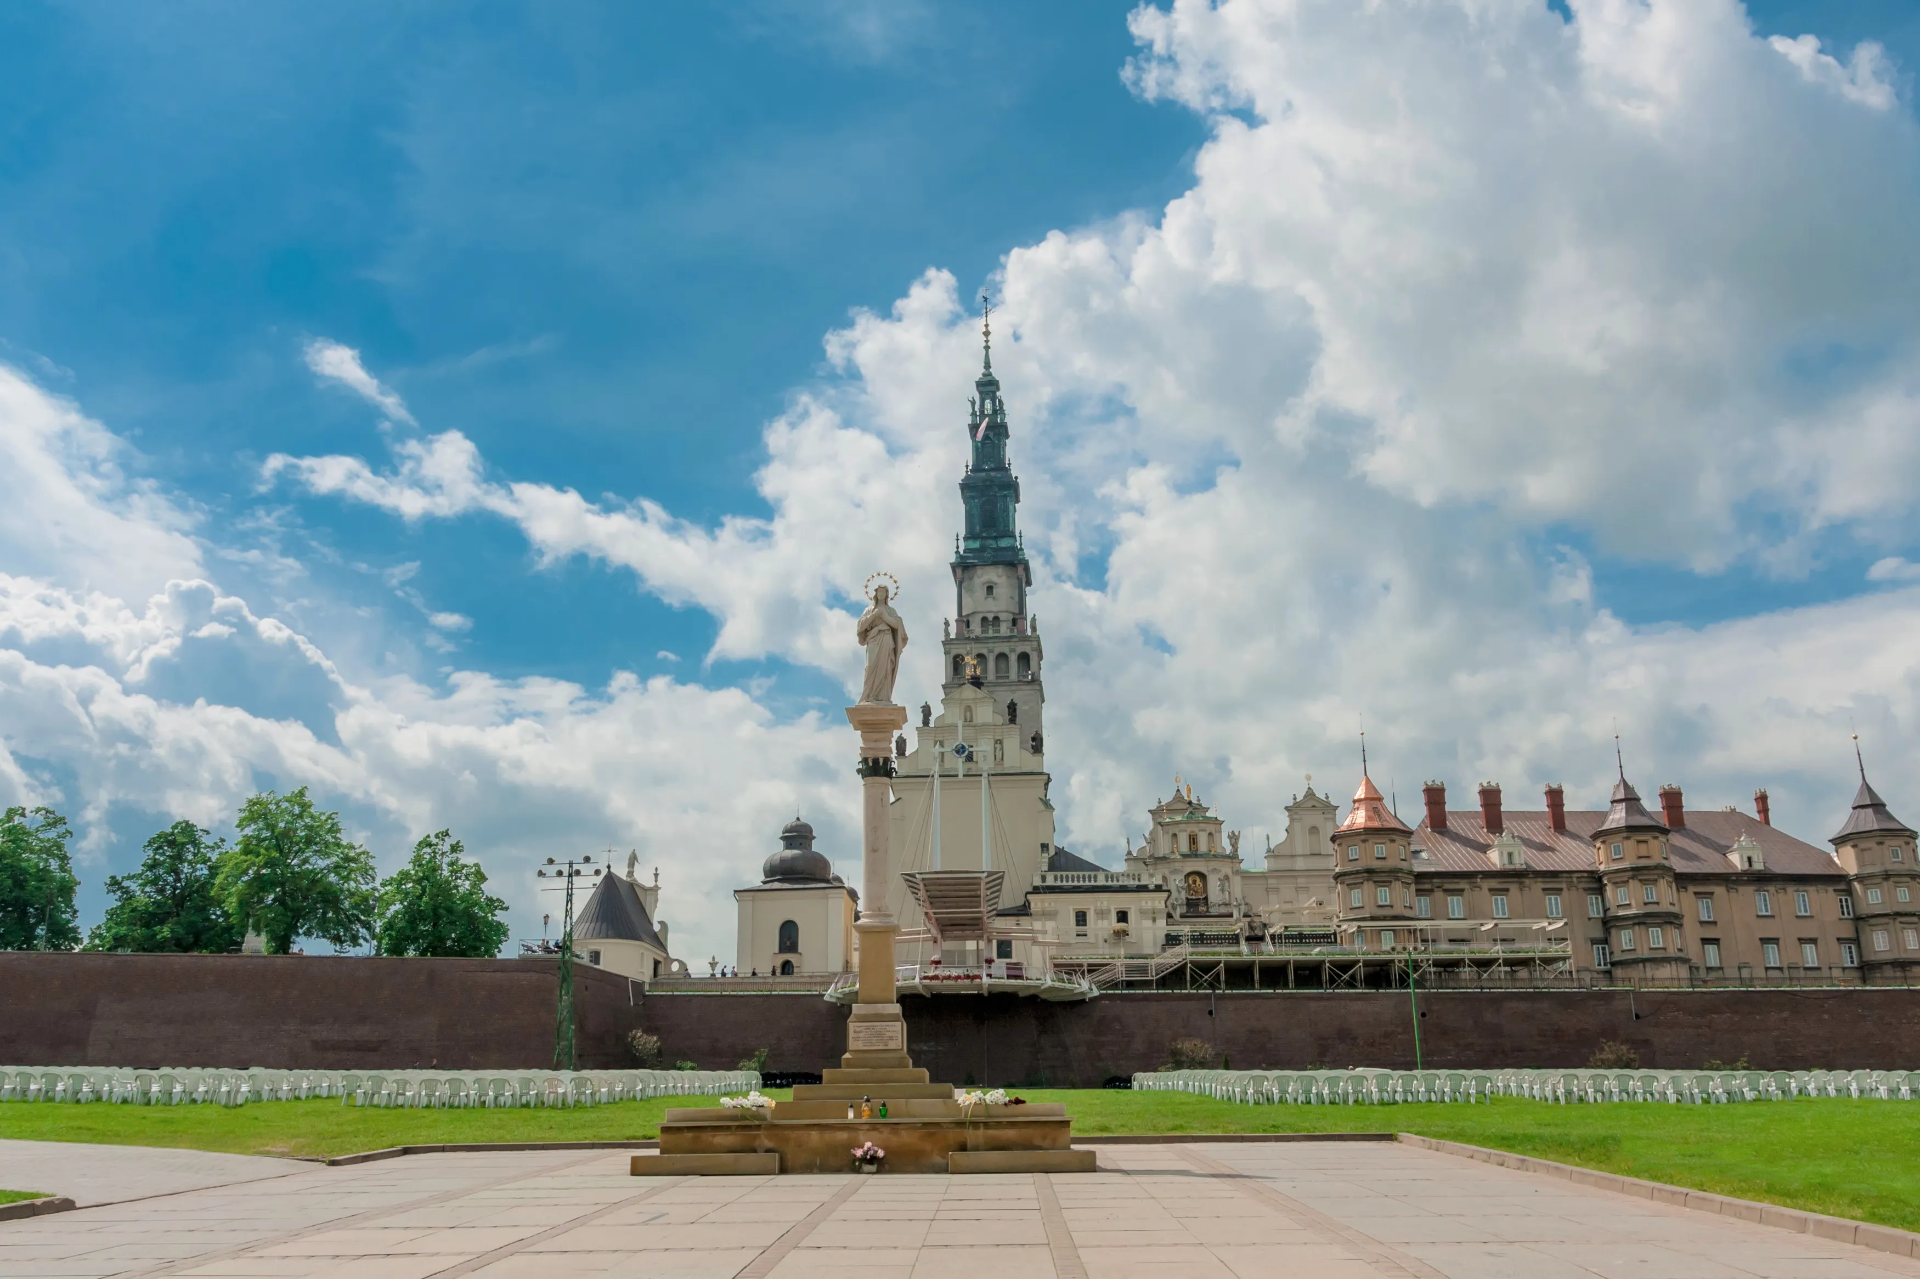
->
[0, 806, 81, 950]
[215, 788, 376, 954]
[86, 821, 240, 953]
[374, 830, 511, 957]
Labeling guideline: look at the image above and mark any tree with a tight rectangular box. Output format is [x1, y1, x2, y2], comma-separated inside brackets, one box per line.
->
[215, 788, 376, 954]
[86, 821, 240, 954]
[374, 830, 510, 957]
[0, 806, 80, 950]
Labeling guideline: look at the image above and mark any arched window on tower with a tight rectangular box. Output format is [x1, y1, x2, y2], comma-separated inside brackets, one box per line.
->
[1017, 651, 1031, 680]
[952, 655, 965, 682]
[994, 653, 1010, 680]
[777, 920, 799, 954]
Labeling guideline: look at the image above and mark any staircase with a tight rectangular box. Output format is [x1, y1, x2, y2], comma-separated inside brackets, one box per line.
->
[1083, 944, 1190, 990]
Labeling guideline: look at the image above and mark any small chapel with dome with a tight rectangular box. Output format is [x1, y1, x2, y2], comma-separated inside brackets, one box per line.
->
[733, 817, 859, 976]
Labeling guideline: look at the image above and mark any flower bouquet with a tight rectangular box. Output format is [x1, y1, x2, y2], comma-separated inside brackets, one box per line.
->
[852, 1141, 885, 1173]
[720, 1091, 772, 1112]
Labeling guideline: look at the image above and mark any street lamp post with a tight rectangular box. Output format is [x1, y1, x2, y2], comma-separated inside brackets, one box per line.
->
[537, 854, 603, 1071]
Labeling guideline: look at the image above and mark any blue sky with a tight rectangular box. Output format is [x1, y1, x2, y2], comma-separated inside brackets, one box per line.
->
[5, 0, 1920, 958]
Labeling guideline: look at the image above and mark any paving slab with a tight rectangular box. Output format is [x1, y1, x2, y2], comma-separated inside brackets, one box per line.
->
[2, 1139, 1918, 1279]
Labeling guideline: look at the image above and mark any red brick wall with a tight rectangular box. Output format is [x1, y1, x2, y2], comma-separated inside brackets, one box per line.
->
[0, 953, 647, 1070]
[5, 953, 1917, 1082]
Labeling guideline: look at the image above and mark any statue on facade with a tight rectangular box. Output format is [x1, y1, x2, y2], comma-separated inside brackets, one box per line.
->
[1029, 730, 1043, 754]
[1006, 698, 1018, 724]
[895, 734, 907, 758]
[856, 576, 908, 704]
[1228, 830, 1241, 858]
[920, 701, 932, 727]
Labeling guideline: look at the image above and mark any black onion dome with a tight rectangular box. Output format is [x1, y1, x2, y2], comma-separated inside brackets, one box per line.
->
[764, 817, 832, 883]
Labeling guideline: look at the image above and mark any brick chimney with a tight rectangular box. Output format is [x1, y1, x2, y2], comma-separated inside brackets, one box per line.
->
[1478, 782, 1503, 836]
[1754, 788, 1771, 826]
[1422, 781, 1447, 833]
[1544, 784, 1566, 834]
[1658, 784, 1685, 829]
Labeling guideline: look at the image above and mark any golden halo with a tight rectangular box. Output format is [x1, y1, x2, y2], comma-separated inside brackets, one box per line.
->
[863, 572, 900, 603]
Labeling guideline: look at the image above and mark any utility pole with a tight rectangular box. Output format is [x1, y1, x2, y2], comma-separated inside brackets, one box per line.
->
[538, 853, 602, 1071]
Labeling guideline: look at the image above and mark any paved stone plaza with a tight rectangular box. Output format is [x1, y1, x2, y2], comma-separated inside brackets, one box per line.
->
[1, 1139, 1915, 1279]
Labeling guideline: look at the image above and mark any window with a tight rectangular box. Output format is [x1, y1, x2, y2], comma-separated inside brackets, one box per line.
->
[1903, 928, 1919, 951]
[1374, 843, 1387, 859]
[1893, 845, 1905, 861]
[777, 920, 800, 953]
[1762, 940, 1782, 967]
[1348, 845, 1360, 861]
[1755, 891, 1773, 916]
[984, 583, 995, 598]
[1618, 928, 1636, 952]
[1840, 895, 1855, 918]
[1074, 910, 1088, 929]
[1899, 886, 1911, 903]
[1697, 896, 1715, 922]
[1866, 887, 1883, 905]
[1116, 909, 1129, 925]
[1614, 885, 1629, 906]
[1376, 885, 1392, 906]
[1491, 895, 1510, 918]
[1611, 842, 1624, 860]
[587, 949, 602, 966]
[1702, 940, 1722, 968]
[1545, 894, 1563, 919]
[1588, 894, 1605, 918]
[1801, 941, 1820, 968]
[1648, 926, 1664, 949]
[1643, 883, 1658, 904]
[1447, 895, 1465, 919]
[1381, 929, 1395, 947]
[1841, 941, 1860, 967]
[1416, 896, 1432, 918]
[1872, 929, 1891, 952]
[996, 940, 1013, 959]
[1017, 651, 1032, 680]
[1592, 943, 1612, 969]
[1350, 888, 1364, 909]
[1795, 891, 1812, 917]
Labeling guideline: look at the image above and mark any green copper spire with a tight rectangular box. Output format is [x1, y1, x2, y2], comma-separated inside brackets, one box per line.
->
[955, 294, 1028, 578]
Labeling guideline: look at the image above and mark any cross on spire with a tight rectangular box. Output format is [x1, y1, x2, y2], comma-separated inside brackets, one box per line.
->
[980, 291, 993, 374]
[1854, 732, 1867, 781]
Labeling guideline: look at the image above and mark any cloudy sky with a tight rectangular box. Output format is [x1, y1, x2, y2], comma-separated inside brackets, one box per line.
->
[5, 0, 1920, 964]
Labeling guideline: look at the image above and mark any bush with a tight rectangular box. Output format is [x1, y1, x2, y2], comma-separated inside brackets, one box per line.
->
[625, 1030, 664, 1068]
[674, 1060, 700, 1071]
[1166, 1038, 1216, 1070]
[1587, 1040, 1641, 1069]
[1703, 1056, 1752, 1071]
[738, 1046, 770, 1073]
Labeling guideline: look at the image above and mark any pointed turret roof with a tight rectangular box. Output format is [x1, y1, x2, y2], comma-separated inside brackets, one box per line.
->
[1338, 772, 1410, 834]
[1594, 774, 1667, 837]
[1831, 746, 1914, 843]
[572, 873, 667, 950]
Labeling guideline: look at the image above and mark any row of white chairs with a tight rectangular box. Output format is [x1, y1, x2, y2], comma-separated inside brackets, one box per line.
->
[1134, 1067, 1920, 1105]
[0, 1066, 761, 1108]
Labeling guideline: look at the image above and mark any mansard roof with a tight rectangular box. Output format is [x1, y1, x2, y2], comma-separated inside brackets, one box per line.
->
[1411, 808, 1841, 878]
[1831, 776, 1915, 844]
[572, 873, 668, 949]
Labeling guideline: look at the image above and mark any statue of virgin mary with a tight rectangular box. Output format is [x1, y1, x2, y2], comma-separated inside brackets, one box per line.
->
[856, 583, 908, 705]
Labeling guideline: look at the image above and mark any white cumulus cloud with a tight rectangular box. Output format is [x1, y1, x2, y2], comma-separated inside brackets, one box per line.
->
[303, 338, 417, 425]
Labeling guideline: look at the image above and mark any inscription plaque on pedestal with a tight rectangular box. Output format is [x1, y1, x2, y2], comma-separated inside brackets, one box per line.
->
[847, 1019, 906, 1052]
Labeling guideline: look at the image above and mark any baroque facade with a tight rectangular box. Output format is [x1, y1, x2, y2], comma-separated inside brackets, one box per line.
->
[727, 312, 1920, 993]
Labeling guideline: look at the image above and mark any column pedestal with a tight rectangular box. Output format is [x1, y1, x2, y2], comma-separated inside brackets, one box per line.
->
[844, 701, 911, 1072]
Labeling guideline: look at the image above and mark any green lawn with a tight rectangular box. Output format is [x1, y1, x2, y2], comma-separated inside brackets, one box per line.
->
[3, 1092, 1916, 1233]
[0, 1189, 50, 1206]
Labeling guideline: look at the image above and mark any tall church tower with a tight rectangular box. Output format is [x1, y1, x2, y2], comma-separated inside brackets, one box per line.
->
[945, 302, 1044, 740]
[885, 303, 1056, 952]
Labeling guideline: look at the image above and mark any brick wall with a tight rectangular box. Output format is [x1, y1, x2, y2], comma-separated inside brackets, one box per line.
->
[0, 953, 646, 1069]
[5, 953, 1917, 1082]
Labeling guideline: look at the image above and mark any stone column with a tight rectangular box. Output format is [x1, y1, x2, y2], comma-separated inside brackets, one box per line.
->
[844, 701, 912, 1070]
